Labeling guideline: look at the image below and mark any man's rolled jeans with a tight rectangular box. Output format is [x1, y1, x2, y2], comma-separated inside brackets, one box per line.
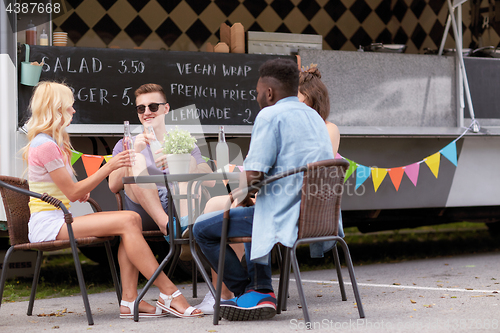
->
[193, 206, 273, 297]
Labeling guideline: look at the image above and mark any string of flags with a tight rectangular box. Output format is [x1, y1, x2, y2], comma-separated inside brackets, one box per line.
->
[339, 122, 474, 192]
[70, 123, 474, 193]
[338, 140, 457, 192]
[69, 151, 246, 177]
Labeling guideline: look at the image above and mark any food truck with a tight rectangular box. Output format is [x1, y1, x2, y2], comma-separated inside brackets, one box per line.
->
[1, 1, 500, 243]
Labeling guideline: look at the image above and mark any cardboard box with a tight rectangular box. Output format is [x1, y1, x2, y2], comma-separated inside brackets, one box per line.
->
[0, 249, 37, 279]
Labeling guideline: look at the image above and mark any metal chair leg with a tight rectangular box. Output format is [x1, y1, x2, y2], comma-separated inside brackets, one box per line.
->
[0, 247, 15, 310]
[69, 242, 94, 325]
[290, 244, 311, 325]
[213, 216, 230, 325]
[192, 258, 197, 298]
[167, 244, 181, 278]
[277, 246, 290, 313]
[276, 246, 286, 314]
[282, 248, 292, 312]
[105, 241, 121, 302]
[332, 245, 347, 301]
[337, 238, 365, 318]
[133, 247, 176, 322]
[27, 250, 43, 316]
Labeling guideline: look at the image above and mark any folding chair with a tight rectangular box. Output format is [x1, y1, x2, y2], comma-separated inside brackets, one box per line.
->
[213, 159, 365, 324]
[0, 176, 121, 325]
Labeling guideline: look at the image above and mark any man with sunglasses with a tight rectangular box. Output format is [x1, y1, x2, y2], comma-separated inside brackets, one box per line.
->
[109, 83, 213, 237]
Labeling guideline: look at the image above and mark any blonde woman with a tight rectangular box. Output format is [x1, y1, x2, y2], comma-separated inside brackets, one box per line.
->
[22, 81, 202, 319]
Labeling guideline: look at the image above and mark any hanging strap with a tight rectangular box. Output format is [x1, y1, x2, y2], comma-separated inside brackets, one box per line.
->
[24, 44, 30, 62]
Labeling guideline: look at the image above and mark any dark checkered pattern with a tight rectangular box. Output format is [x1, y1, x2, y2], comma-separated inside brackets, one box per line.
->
[52, 0, 499, 54]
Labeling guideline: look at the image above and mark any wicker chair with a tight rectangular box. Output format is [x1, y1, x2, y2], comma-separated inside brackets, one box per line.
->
[0, 176, 121, 326]
[213, 159, 365, 325]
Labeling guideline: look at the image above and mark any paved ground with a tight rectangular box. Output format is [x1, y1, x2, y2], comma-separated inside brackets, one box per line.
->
[0, 251, 498, 332]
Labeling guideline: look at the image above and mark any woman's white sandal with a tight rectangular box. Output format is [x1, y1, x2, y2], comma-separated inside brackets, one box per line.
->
[156, 290, 203, 318]
[120, 299, 167, 319]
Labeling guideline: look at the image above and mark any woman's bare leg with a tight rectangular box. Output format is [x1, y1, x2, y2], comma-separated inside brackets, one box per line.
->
[56, 210, 200, 314]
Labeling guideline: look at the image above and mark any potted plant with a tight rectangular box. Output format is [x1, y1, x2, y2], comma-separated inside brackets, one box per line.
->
[162, 126, 197, 174]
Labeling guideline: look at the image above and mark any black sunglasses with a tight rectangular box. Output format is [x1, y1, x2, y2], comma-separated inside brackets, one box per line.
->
[135, 102, 166, 114]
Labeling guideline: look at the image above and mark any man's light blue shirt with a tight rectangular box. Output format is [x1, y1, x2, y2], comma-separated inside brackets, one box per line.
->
[244, 96, 334, 263]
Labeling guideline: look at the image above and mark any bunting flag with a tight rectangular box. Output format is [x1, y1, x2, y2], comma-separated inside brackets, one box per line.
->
[81, 154, 104, 177]
[70, 150, 83, 165]
[355, 165, 371, 190]
[388, 167, 405, 191]
[405, 163, 420, 187]
[67, 126, 466, 193]
[222, 164, 237, 186]
[344, 158, 358, 183]
[424, 152, 441, 178]
[440, 142, 457, 166]
[371, 168, 388, 192]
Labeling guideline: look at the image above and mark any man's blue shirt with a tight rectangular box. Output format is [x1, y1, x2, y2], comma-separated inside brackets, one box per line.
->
[244, 96, 334, 263]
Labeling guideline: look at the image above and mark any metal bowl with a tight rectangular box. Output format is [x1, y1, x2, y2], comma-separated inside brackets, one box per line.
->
[423, 48, 472, 56]
[470, 46, 500, 58]
[362, 43, 407, 53]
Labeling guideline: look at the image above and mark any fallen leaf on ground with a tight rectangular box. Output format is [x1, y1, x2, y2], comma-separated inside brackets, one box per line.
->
[393, 283, 400, 285]
[410, 300, 416, 304]
[423, 304, 432, 308]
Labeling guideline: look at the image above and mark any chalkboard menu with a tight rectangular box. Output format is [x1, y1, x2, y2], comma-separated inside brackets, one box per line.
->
[464, 57, 500, 119]
[18, 45, 293, 127]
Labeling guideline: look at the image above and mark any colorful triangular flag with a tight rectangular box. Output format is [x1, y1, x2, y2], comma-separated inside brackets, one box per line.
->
[104, 155, 112, 163]
[237, 165, 244, 172]
[424, 152, 441, 178]
[371, 168, 387, 192]
[440, 141, 457, 166]
[405, 163, 420, 187]
[355, 165, 371, 190]
[388, 167, 405, 191]
[81, 154, 104, 177]
[70, 150, 83, 165]
[344, 158, 358, 183]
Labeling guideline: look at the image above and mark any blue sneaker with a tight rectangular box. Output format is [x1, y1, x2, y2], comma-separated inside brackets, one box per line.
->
[219, 290, 277, 321]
